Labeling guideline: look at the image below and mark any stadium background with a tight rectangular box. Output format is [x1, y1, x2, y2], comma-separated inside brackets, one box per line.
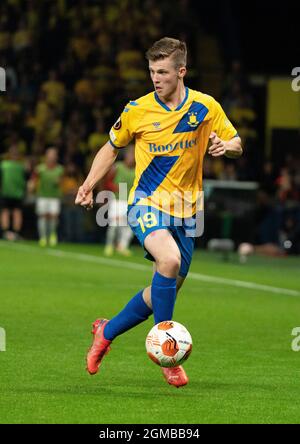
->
[0, 0, 299, 253]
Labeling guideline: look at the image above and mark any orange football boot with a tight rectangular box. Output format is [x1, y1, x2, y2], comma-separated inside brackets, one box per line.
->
[86, 319, 111, 375]
[162, 366, 189, 388]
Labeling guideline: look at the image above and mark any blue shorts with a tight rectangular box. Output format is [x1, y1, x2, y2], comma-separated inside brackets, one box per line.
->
[127, 205, 196, 278]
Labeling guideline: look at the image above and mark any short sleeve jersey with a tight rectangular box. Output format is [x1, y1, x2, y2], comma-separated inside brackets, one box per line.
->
[37, 164, 64, 198]
[109, 87, 237, 217]
[0, 160, 26, 199]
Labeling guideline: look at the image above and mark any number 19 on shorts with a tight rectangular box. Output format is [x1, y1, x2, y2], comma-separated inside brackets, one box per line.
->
[137, 212, 158, 233]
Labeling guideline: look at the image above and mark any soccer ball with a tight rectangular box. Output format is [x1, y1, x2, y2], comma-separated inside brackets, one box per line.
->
[145, 321, 192, 368]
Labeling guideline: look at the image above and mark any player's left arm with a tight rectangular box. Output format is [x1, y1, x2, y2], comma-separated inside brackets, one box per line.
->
[208, 133, 243, 158]
[27, 168, 39, 193]
[209, 98, 243, 158]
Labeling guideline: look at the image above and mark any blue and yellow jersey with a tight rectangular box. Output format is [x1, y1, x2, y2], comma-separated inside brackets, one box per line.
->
[109, 87, 237, 217]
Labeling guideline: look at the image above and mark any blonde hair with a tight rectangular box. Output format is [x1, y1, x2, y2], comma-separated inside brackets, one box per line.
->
[145, 37, 187, 69]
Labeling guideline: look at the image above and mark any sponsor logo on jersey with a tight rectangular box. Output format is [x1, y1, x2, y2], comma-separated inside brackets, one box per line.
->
[149, 137, 197, 153]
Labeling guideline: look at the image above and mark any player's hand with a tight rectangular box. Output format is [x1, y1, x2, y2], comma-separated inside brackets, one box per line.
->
[208, 132, 227, 157]
[75, 185, 94, 210]
[27, 179, 35, 194]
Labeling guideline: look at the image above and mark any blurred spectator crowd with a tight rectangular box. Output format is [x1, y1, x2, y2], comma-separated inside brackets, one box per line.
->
[0, 0, 167, 175]
[0, 0, 299, 252]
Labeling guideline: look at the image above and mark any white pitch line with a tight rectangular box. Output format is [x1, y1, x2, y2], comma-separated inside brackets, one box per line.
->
[0, 241, 151, 272]
[1, 241, 300, 297]
[47, 248, 150, 272]
[187, 272, 300, 297]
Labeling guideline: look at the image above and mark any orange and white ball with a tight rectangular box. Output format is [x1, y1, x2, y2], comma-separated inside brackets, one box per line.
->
[146, 321, 192, 368]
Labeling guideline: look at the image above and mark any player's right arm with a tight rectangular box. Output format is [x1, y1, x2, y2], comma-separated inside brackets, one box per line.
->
[75, 103, 136, 208]
[75, 141, 119, 208]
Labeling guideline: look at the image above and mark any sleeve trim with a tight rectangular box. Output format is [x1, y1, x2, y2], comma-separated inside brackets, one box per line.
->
[109, 139, 125, 150]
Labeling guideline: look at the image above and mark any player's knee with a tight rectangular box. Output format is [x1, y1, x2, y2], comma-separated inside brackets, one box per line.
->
[157, 253, 181, 275]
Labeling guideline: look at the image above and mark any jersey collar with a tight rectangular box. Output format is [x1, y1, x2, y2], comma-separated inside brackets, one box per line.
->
[154, 86, 189, 112]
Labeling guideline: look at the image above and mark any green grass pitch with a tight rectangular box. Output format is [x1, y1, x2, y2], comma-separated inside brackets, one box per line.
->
[0, 240, 299, 424]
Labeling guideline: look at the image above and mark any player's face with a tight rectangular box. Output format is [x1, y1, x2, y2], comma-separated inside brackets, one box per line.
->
[149, 57, 185, 99]
[46, 148, 58, 164]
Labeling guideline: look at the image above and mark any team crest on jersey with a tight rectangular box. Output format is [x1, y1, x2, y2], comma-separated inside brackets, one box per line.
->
[173, 101, 209, 133]
[152, 122, 161, 131]
[113, 117, 122, 130]
[187, 112, 199, 128]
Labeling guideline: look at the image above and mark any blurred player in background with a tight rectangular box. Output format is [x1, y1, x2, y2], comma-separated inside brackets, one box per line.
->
[75, 37, 242, 387]
[60, 162, 84, 243]
[0, 145, 27, 240]
[104, 144, 135, 257]
[29, 147, 64, 247]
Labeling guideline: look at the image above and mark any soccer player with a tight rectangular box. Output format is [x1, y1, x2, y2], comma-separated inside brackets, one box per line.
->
[0, 145, 27, 240]
[75, 37, 242, 387]
[29, 147, 64, 247]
